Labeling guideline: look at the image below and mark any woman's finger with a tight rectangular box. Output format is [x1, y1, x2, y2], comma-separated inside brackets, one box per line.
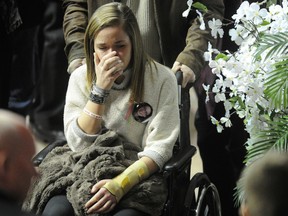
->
[85, 187, 117, 214]
[91, 179, 110, 193]
[96, 199, 115, 213]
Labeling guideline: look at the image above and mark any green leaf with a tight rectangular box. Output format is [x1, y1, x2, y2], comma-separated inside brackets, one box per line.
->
[237, 97, 246, 109]
[261, 20, 270, 26]
[192, 2, 208, 13]
[256, 103, 265, 115]
[215, 53, 229, 61]
[266, 0, 278, 7]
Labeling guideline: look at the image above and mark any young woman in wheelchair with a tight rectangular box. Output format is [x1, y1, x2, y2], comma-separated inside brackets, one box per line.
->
[24, 3, 180, 216]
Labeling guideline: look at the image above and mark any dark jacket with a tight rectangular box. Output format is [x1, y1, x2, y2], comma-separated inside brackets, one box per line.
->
[0, 191, 36, 216]
[63, 0, 224, 80]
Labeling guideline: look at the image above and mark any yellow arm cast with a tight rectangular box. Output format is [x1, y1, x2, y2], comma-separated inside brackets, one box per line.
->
[102, 160, 150, 202]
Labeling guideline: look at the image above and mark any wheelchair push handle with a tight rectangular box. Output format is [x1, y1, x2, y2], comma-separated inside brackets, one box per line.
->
[175, 70, 183, 86]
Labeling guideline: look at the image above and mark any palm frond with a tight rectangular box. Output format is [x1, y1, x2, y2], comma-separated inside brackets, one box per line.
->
[245, 115, 288, 164]
[254, 32, 288, 61]
[264, 58, 288, 109]
[234, 175, 245, 207]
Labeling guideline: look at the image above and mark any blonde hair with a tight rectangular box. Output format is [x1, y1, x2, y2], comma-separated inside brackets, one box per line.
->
[84, 2, 151, 102]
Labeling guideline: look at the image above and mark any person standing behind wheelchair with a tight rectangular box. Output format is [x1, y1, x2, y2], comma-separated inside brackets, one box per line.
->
[63, 0, 224, 83]
[34, 3, 180, 216]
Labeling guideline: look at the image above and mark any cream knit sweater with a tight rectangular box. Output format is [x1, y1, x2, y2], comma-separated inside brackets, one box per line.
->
[64, 61, 179, 169]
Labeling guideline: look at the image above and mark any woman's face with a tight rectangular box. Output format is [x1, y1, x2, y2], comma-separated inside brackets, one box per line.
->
[94, 26, 132, 71]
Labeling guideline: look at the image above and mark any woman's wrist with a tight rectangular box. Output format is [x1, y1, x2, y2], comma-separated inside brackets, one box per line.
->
[89, 83, 110, 104]
[102, 160, 150, 202]
[91, 84, 110, 97]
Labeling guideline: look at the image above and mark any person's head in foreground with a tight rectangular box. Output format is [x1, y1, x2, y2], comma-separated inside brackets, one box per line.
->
[240, 151, 288, 216]
[0, 109, 37, 203]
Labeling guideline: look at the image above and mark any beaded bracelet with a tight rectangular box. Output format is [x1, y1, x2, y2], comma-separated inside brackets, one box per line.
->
[89, 92, 106, 104]
[90, 84, 109, 104]
[91, 84, 110, 97]
[83, 108, 102, 120]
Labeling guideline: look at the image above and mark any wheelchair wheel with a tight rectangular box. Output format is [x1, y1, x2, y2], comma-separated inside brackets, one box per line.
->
[183, 172, 222, 216]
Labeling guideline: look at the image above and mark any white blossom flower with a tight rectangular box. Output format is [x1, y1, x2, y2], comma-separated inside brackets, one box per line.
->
[209, 58, 226, 75]
[211, 116, 224, 133]
[196, 10, 206, 30]
[184, 1, 288, 142]
[182, 0, 193, 18]
[224, 100, 233, 112]
[232, 1, 250, 23]
[208, 18, 224, 38]
[229, 25, 249, 45]
[236, 110, 246, 119]
[220, 117, 232, 127]
[246, 3, 268, 25]
[202, 84, 210, 103]
[214, 92, 226, 103]
[203, 42, 219, 61]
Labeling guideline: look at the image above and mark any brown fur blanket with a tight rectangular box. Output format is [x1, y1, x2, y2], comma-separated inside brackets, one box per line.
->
[23, 130, 167, 216]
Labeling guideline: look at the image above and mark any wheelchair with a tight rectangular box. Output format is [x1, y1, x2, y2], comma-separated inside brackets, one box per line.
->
[33, 72, 221, 216]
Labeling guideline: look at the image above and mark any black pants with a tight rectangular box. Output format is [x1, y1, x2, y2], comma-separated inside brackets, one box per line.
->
[42, 195, 74, 216]
[43, 195, 148, 216]
[0, 18, 12, 110]
[195, 90, 247, 216]
[30, 0, 69, 131]
[0, 21, 39, 116]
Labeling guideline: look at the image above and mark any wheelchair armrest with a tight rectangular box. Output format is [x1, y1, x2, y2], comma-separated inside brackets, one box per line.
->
[33, 139, 67, 166]
[163, 145, 197, 175]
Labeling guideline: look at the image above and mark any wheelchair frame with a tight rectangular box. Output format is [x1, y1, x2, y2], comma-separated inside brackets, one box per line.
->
[161, 72, 221, 216]
[32, 72, 221, 216]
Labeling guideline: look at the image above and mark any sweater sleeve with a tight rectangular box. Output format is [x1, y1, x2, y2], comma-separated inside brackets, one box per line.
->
[176, 0, 225, 79]
[64, 65, 99, 152]
[138, 66, 180, 169]
[63, 0, 88, 65]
